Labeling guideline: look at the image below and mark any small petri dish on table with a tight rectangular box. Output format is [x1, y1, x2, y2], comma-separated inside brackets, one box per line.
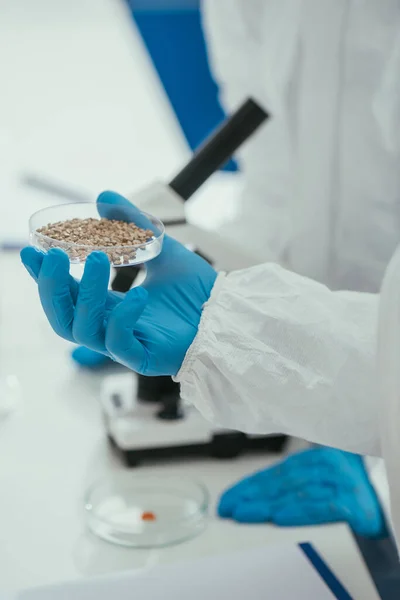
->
[84, 473, 209, 548]
[29, 202, 165, 267]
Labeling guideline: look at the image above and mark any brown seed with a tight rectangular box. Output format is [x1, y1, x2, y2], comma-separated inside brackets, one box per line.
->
[37, 218, 153, 247]
[36, 216, 154, 263]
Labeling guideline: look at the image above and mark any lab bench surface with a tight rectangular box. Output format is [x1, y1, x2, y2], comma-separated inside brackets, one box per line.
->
[0, 252, 380, 599]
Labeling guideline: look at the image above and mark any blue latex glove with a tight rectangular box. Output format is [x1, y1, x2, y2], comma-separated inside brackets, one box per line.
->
[21, 191, 217, 377]
[71, 346, 113, 369]
[218, 448, 386, 538]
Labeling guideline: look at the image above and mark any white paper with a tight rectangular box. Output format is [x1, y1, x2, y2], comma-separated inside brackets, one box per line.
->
[15, 545, 343, 600]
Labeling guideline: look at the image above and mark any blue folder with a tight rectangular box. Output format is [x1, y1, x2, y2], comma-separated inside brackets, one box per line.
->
[127, 0, 239, 171]
[300, 543, 354, 599]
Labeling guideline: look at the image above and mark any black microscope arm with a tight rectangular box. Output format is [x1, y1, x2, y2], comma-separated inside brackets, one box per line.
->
[112, 98, 269, 292]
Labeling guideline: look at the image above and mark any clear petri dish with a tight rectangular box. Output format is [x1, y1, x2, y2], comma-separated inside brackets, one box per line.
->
[84, 473, 209, 548]
[29, 202, 165, 267]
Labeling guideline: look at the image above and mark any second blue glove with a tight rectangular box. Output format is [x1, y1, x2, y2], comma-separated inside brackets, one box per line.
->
[218, 448, 386, 538]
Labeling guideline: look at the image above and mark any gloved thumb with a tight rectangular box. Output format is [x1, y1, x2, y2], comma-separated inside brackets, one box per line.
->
[96, 190, 161, 235]
[105, 287, 148, 373]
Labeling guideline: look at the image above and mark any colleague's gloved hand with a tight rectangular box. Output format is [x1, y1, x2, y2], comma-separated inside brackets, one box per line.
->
[21, 191, 217, 376]
[218, 448, 386, 538]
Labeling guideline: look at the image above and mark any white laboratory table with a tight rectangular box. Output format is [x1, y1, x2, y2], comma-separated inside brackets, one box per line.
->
[0, 253, 380, 599]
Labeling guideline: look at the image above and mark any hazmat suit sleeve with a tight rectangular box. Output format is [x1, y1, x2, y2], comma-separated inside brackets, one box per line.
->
[176, 263, 380, 456]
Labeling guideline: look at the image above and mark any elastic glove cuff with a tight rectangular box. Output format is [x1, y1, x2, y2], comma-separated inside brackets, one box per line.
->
[174, 272, 226, 399]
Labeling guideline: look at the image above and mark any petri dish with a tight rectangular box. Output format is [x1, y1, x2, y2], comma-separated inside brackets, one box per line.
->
[29, 202, 165, 267]
[84, 473, 209, 548]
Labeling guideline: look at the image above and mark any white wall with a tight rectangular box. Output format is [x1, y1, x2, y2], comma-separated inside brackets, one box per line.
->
[0, 0, 189, 242]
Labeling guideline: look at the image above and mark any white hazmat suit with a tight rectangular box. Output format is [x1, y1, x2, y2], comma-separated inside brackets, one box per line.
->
[131, 0, 400, 551]
[201, 0, 400, 292]
[178, 0, 400, 548]
[176, 207, 400, 552]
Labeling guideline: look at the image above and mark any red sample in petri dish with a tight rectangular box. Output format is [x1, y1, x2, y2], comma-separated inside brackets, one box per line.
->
[141, 511, 156, 522]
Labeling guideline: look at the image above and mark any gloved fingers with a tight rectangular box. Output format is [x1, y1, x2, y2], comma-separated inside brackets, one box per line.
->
[218, 458, 342, 520]
[272, 476, 385, 537]
[21, 246, 79, 303]
[271, 481, 343, 527]
[105, 287, 148, 373]
[285, 451, 362, 488]
[38, 248, 76, 342]
[218, 469, 297, 519]
[231, 500, 274, 523]
[272, 498, 343, 527]
[217, 464, 284, 518]
[20, 247, 44, 282]
[105, 293, 124, 316]
[104, 289, 126, 322]
[72, 252, 110, 352]
[72, 346, 114, 368]
[229, 490, 381, 534]
[218, 469, 291, 519]
[96, 191, 176, 271]
[96, 191, 162, 236]
[218, 481, 257, 518]
[297, 482, 337, 501]
[274, 465, 342, 491]
[219, 460, 310, 505]
[264, 450, 346, 492]
[226, 483, 338, 525]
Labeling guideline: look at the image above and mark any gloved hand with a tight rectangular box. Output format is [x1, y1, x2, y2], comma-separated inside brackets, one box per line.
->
[71, 346, 113, 369]
[218, 448, 386, 538]
[21, 191, 217, 377]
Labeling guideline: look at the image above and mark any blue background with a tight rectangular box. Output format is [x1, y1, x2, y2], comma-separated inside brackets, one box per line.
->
[126, 0, 238, 171]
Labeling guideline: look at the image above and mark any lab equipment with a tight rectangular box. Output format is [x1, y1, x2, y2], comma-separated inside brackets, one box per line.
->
[102, 372, 285, 467]
[66, 99, 285, 463]
[21, 99, 287, 463]
[29, 203, 164, 267]
[104, 98, 269, 439]
[114, 97, 270, 285]
[218, 448, 386, 538]
[84, 472, 208, 547]
[103, 99, 287, 463]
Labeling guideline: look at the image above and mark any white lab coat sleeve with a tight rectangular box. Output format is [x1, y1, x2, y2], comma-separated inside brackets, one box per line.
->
[176, 263, 380, 456]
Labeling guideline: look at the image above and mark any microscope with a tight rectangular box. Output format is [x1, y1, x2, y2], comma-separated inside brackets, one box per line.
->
[104, 99, 288, 466]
